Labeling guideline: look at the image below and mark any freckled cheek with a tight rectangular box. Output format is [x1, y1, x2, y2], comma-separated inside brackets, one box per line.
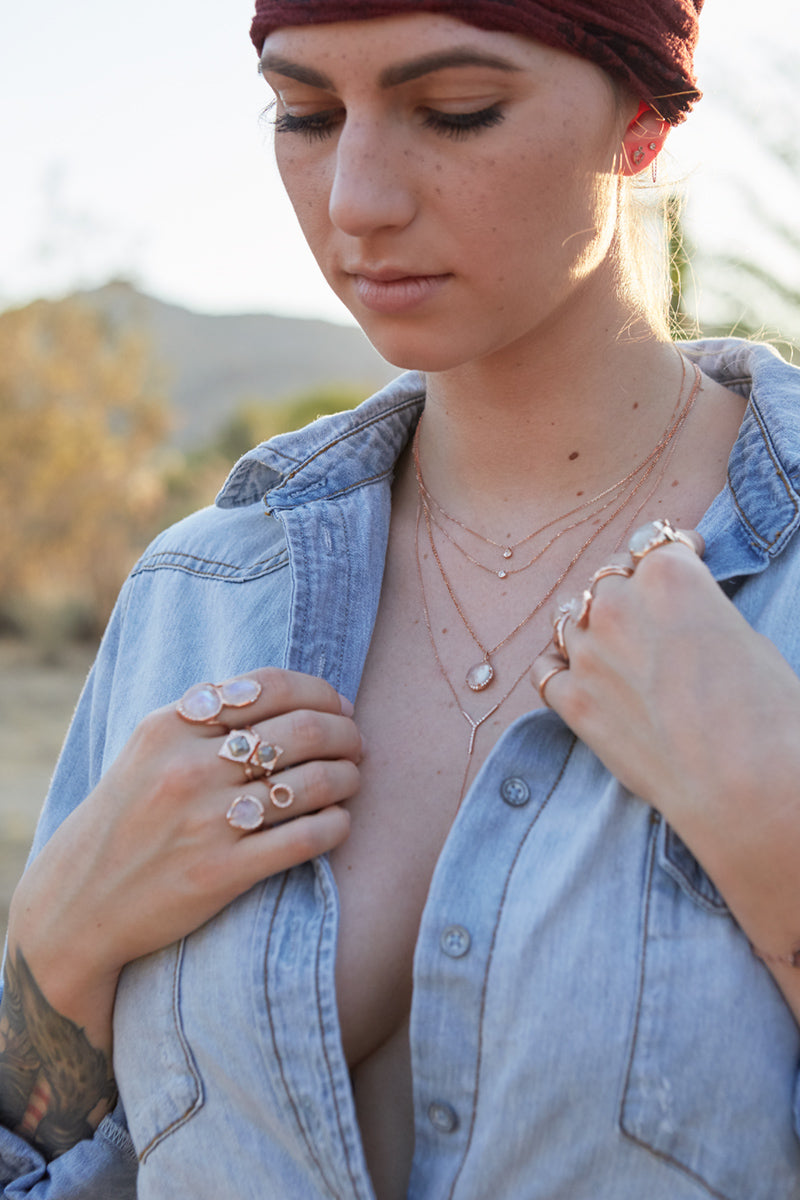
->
[276, 154, 332, 229]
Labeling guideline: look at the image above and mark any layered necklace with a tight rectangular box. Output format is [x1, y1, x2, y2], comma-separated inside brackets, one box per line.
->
[414, 360, 701, 797]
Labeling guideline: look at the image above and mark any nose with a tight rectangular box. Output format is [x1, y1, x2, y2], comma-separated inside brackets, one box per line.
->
[328, 117, 417, 237]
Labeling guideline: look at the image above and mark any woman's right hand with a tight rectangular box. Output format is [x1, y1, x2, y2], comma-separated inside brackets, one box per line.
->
[8, 667, 360, 1046]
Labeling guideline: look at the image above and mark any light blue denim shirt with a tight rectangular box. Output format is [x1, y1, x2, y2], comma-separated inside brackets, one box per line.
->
[3, 338, 800, 1199]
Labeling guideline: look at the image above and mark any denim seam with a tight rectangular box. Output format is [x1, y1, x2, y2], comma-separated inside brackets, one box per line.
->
[264, 874, 341, 1199]
[446, 733, 579, 1200]
[313, 877, 366, 1198]
[619, 828, 730, 1200]
[266, 394, 424, 503]
[268, 467, 397, 512]
[727, 399, 799, 552]
[132, 550, 289, 581]
[138, 940, 205, 1163]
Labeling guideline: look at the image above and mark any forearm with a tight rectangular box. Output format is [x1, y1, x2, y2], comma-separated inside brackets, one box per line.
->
[0, 947, 117, 1160]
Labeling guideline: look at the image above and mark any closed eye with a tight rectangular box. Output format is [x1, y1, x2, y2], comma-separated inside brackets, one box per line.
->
[273, 103, 505, 143]
[273, 109, 342, 141]
[421, 104, 505, 139]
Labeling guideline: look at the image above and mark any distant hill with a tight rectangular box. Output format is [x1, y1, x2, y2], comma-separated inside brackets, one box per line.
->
[76, 281, 399, 448]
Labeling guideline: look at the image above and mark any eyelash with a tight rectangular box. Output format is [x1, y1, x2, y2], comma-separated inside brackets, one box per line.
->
[272, 103, 505, 143]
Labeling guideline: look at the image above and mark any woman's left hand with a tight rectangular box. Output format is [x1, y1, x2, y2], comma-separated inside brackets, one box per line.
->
[531, 521, 800, 984]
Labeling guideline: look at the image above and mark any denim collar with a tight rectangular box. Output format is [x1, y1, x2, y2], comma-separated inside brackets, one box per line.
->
[216, 339, 800, 579]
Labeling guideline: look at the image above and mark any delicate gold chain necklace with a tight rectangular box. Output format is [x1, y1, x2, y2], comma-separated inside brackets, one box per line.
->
[418, 364, 701, 693]
[413, 357, 690, 580]
[415, 502, 556, 805]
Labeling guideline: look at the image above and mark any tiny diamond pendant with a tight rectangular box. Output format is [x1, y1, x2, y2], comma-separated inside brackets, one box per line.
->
[466, 661, 494, 691]
[503, 548, 513, 559]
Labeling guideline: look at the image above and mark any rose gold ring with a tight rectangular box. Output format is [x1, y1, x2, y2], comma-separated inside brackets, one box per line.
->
[218, 728, 261, 780]
[567, 589, 593, 629]
[177, 677, 262, 724]
[552, 609, 572, 664]
[250, 742, 283, 779]
[269, 783, 295, 811]
[226, 793, 266, 833]
[537, 664, 568, 708]
[587, 563, 635, 590]
[628, 519, 698, 564]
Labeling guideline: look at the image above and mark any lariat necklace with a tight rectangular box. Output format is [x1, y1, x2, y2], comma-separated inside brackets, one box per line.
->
[415, 502, 557, 805]
[417, 363, 701, 694]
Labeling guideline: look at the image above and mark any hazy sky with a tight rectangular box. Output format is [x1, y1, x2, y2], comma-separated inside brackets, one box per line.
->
[2, 1, 797, 325]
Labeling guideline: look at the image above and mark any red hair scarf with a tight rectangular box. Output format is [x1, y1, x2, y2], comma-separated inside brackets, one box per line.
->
[250, 0, 703, 124]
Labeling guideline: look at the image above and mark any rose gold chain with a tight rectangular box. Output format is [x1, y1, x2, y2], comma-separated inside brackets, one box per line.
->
[413, 355, 694, 579]
[415, 503, 556, 807]
[419, 364, 701, 680]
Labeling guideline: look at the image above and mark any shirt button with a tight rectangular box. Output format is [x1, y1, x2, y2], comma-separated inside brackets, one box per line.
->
[440, 925, 471, 958]
[500, 776, 530, 807]
[427, 1102, 459, 1133]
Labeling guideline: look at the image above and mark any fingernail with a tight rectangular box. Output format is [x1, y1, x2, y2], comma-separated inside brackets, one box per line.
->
[338, 693, 354, 716]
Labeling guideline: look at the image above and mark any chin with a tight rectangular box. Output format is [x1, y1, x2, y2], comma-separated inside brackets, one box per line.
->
[354, 320, 480, 376]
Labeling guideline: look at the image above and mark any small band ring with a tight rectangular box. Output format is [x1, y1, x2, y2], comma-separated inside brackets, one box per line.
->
[269, 783, 295, 810]
[537, 664, 568, 708]
[552, 610, 571, 664]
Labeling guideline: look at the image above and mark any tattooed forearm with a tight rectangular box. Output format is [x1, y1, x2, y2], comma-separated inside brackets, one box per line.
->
[0, 948, 117, 1159]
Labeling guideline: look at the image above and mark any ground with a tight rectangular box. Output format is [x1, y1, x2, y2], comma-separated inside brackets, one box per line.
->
[0, 640, 95, 945]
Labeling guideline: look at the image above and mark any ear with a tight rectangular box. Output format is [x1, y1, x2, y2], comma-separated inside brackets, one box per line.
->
[620, 101, 669, 178]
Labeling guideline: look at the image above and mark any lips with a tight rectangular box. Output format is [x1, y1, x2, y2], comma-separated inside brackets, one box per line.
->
[346, 267, 451, 315]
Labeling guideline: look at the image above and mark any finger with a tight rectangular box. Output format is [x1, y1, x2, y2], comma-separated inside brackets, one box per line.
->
[235, 805, 352, 884]
[224, 755, 360, 829]
[252, 709, 364, 769]
[175, 667, 350, 736]
[531, 652, 570, 710]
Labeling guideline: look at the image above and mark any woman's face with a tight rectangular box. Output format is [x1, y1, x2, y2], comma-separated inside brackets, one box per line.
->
[260, 14, 630, 372]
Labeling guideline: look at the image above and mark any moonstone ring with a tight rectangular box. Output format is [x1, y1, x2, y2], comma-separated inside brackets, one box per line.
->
[226, 793, 266, 832]
[177, 677, 262, 723]
[628, 519, 698, 564]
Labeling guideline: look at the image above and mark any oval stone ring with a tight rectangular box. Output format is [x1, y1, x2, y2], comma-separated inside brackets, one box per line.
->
[628, 518, 699, 564]
[177, 677, 262, 724]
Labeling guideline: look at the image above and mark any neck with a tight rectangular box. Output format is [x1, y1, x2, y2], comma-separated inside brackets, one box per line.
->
[415, 320, 683, 537]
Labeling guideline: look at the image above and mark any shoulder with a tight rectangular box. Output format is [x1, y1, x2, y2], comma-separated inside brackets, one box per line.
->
[131, 500, 287, 584]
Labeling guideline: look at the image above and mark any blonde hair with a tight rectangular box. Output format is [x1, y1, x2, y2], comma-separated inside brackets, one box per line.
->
[616, 164, 690, 342]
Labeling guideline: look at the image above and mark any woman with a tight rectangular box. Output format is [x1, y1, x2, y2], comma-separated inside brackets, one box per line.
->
[1, 1, 799, 1196]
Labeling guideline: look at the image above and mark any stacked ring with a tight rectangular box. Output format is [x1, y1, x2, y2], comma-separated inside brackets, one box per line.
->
[177, 677, 262, 724]
[218, 730, 284, 782]
[587, 563, 634, 588]
[537, 664, 568, 707]
[552, 609, 572, 664]
[628, 518, 697, 563]
[269, 783, 295, 810]
[226, 794, 266, 832]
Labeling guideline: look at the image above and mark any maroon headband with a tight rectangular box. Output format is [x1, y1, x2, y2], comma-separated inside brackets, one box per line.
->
[250, 0, 703, 124]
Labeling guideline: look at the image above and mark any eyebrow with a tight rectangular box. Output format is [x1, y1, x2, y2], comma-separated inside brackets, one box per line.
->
[259, 47, 522, 90]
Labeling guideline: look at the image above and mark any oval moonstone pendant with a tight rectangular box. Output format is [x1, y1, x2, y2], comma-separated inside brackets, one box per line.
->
[466, 661, 494, 691]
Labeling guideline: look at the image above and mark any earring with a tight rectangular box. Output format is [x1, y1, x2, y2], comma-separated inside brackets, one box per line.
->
[649, 142, 659, 183]
[632, 146, 645, 165]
